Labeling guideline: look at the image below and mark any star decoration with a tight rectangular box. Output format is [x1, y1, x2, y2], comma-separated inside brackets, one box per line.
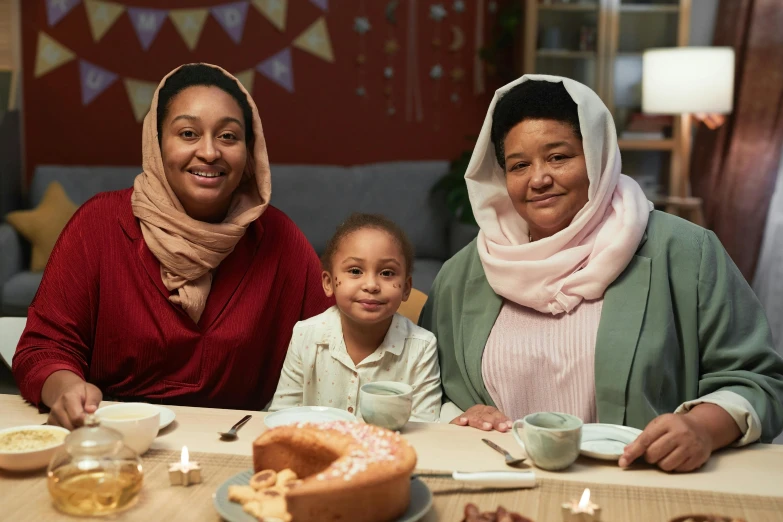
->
[430, 64, 443, 79]
[453, 0, 465, 13]
[488, 1, 497, 13]
[384, 66, 394, 79]
[384, 39, 400, 55]
[451, 92, 460, 103]
[353, 17, 371, 34]
[450, 67, 465, 82]
[356, 86, 366, 97]
[430, 4, 447, 21]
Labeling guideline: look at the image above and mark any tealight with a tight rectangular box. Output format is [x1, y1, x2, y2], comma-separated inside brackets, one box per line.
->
[562, 488, 601, 522]
[168, 446, 202, 486]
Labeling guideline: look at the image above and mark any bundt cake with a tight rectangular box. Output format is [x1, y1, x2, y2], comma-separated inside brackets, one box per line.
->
[252, 421, 417, 522]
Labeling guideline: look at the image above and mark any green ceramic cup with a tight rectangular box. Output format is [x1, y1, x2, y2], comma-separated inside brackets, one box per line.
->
[512, 412, 583, 471]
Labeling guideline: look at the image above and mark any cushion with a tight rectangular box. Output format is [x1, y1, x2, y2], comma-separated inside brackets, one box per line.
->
[5, 182, 78, 271]
[1, 271, 43, 316]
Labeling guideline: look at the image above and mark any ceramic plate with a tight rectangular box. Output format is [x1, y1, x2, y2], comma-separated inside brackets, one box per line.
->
[580, 423, 643, 460]
[213, 470, 432, 522]
[263, 406, 357, 429]
[156, 406, 176, 430]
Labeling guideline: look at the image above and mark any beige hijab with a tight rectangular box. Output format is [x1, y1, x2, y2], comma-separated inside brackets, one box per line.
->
[467, 75, 653, 315]
[130, 63, 271, 323]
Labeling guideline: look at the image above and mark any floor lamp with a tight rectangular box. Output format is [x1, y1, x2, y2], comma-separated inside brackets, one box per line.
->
[642, 47, 735, 225]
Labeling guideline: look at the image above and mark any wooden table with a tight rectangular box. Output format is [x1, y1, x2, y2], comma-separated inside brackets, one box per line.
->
[1, 394, 782, 521]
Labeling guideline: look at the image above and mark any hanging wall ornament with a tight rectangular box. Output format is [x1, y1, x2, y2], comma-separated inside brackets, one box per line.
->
[405, 0, 423, 122]
[383, 0, 400, 116]
[428, 3, 447, 130]
[353, 1, 370, 99]
[448, 1, 467, 108]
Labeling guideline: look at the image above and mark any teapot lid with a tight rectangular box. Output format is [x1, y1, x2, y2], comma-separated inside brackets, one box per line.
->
[63, 414, 124, 454]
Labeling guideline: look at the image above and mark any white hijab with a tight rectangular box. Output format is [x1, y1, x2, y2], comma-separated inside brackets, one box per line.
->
[467, 75, 653, 315]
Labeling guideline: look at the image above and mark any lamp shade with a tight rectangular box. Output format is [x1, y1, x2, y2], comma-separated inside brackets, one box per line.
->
[642, 47, 735, 114]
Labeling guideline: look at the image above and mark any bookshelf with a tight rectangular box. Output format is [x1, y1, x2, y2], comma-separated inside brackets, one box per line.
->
[521, 0, 703, 224]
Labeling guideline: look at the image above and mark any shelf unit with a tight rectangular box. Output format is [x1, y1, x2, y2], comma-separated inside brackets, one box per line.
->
[521, 0, 703, 224]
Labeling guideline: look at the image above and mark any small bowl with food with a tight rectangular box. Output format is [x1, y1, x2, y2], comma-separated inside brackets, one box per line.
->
[0, 425, 70, 472]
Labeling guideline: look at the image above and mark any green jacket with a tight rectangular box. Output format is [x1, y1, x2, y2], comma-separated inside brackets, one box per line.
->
[420, 211, 783, 442]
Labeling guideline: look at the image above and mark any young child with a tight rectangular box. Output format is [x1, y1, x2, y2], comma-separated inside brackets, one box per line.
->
[269, 213, 441, 422]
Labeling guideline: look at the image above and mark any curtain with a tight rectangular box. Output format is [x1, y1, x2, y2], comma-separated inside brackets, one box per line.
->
[690, 0, 783, 281]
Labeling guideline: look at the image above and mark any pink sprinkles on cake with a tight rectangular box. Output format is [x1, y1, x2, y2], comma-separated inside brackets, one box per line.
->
[293, 421, 404, 482]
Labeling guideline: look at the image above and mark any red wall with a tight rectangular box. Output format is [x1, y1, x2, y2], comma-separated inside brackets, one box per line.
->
[22, 0, 499, 181]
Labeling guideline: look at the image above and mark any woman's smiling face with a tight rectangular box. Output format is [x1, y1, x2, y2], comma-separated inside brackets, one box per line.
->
[502, 118, 590, 241]
[160, 85, 248, 223]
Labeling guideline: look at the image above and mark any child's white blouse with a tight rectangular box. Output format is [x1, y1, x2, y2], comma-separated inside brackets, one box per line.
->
[269, 306, 442, 422]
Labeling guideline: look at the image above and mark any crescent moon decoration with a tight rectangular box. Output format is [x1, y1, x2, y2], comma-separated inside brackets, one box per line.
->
[449, 25, 465, 52]
[385, 0, 399, 25]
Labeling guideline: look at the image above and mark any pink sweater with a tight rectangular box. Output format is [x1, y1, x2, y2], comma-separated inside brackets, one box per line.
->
[481, 299, 603, 422]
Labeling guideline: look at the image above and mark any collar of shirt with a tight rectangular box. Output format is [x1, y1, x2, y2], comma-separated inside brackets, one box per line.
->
[316, 306, 407, 370]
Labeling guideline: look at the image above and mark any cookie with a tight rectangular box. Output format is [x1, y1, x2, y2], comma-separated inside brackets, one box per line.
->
[228, 485, 257, 505]
[250, 469, 278, 491]
[275, 469, 298, 487]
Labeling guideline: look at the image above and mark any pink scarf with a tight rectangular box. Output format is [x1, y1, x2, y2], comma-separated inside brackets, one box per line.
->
[466, 75, 653, 315]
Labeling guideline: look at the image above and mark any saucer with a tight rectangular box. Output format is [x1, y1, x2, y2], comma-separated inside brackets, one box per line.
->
[213, 469, 432, 522]
[263, 406, 357, 429]
[580, 423, 643, 460]
[156, 406, 176, 430]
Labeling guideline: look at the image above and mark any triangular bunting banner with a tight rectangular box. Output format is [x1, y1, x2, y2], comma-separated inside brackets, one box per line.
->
[309, 0, 328, 12]
[169, 8, 209, 51]
[234, 69, 255, 94]
[84, 0, 125, 42]
[127, 7, 168, 51]
[46, 0, 81, 27]
[293, 17, 334, 63]
[123, 78, 157, 122]
[34, 32, 76, 78]
[79, 59, 118, 105]
[256, 48, 294, 93]
[252, 0, 287, 32]
[211, 1, 250, 45]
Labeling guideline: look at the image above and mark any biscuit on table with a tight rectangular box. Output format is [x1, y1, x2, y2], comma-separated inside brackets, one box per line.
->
[250, 469, 278, 490]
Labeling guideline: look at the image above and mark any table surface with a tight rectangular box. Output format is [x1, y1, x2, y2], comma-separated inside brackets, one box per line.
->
[1, 394, 781, 500]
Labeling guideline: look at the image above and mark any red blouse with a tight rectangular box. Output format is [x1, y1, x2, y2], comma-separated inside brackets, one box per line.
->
[12, 189, 333, 410]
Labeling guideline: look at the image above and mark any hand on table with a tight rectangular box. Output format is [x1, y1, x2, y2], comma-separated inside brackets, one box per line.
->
[451, 405, 513, 432]
[45, 377, 103, 430]
[619, 413, 712, 472]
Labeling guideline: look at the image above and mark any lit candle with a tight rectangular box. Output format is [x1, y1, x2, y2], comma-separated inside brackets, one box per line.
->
[561, 488, 601, 522]
[168, 446, 202, 486]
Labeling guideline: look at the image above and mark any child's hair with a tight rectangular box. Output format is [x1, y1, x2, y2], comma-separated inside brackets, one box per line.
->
[321, 213, 415, 276]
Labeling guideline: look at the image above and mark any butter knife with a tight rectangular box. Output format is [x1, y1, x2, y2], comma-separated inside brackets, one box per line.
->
[413, 470, 537, 489]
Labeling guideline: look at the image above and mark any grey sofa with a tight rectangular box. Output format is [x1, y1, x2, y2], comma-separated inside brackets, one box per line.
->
[1, 161, 476, 317]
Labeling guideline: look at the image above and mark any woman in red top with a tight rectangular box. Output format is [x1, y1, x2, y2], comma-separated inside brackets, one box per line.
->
[13, 64, 332, 428]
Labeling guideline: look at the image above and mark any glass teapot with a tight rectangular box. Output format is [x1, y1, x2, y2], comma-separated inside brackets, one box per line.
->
[47, 414, 143, 516]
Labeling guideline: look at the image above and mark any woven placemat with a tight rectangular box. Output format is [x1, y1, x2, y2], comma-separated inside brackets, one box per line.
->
[2, 449, 781, 522]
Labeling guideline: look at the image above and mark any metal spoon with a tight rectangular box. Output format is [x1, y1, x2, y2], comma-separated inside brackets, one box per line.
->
[482, 438, 527, 467]
[218, 414, 252, 440]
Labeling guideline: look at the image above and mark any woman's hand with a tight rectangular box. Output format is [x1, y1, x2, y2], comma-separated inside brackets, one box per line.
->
[42, 371, 103, 430]
[619, 401, 742, 473]
[450, 405, 513, 432]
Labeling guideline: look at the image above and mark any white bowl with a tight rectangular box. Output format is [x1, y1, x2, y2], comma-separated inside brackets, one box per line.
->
[96, 403, 160, 455]
[0, 425, 70, 472]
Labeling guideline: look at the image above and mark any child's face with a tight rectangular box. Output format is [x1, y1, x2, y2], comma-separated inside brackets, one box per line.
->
[322, 228, 412, 326]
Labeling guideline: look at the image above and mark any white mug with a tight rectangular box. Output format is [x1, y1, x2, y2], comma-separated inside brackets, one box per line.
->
[95, 403, 160, 455]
